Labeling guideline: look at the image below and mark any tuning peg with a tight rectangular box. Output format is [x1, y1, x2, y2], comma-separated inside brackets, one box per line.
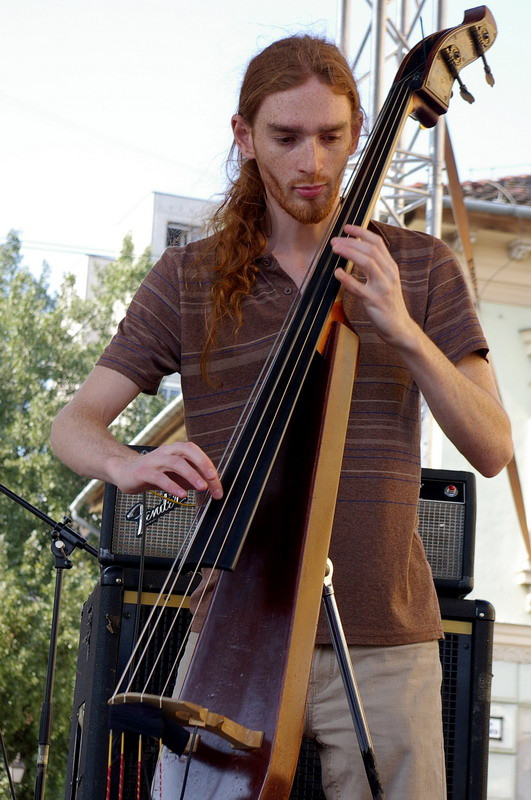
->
[456, 76, 475, 104]
[468, 25, 495, 88]
[482, 58, 495, 87]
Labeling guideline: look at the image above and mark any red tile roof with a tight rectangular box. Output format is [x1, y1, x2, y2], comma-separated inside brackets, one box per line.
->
[453, 175, 531, 205]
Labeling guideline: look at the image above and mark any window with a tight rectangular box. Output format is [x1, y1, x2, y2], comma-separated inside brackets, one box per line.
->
[166, 224, 191, 248]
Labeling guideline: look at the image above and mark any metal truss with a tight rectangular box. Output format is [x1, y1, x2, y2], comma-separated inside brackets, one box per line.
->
[339, 0, 447, 237]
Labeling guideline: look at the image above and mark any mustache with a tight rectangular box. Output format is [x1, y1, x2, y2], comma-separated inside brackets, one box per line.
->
[289, 175, 328, 188]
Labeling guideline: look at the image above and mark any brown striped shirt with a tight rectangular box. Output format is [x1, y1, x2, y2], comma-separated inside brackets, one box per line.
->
[98, 221, 487, 645]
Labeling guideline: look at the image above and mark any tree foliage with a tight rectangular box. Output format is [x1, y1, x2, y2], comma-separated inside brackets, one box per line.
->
[0, 232, 167, 798]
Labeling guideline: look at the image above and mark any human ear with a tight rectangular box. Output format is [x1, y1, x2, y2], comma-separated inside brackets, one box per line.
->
[349, 130, 360, 156]
[231, 114, 255, 159]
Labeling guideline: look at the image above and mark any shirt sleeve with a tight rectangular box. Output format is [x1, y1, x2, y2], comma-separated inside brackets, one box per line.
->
[97, 248, 183, 395]
[423, 236, 489, 364]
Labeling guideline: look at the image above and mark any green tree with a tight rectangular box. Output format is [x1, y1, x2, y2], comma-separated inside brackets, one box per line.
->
[0, 231, 166, 798]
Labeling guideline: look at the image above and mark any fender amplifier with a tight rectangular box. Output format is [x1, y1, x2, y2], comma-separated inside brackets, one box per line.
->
[99, 446, 197, 569]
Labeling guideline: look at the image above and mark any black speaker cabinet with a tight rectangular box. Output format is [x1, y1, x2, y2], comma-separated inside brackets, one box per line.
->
[419, 468, 476, 597]
[64, 569, 193, 800]
[438, 597, 494, 800]
[66, 578, 493, 800]
[290, 597, 494, 800]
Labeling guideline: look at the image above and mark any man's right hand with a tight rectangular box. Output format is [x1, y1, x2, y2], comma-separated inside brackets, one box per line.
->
[106, 441, 223, 499]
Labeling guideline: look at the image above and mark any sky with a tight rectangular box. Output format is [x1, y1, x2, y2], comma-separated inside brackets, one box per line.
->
[1, 0, 529, 288]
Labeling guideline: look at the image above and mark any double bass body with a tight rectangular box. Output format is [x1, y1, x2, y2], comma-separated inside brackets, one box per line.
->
[176, 322, 360, 798]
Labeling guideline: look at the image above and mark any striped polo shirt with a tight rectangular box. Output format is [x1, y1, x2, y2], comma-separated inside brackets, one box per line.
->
[98, 221, 487, 645]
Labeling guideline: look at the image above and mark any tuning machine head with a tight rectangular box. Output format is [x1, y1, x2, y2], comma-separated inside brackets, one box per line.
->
[482, 58, 495, 87]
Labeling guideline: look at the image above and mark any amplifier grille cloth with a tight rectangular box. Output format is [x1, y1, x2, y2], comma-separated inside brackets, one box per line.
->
[111, 490, 196, 559]
[418, 499, 465, 580]
[119, 601, 192, 798]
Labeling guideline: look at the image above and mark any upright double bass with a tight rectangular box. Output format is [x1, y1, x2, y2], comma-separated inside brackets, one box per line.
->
[111, 8, 497, 798]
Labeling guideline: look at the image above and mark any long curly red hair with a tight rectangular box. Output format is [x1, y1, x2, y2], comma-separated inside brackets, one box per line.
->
[199, 34, 362, 379]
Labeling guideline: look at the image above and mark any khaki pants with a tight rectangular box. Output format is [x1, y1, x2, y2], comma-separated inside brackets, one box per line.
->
[305, 641, 446, 800]
[154, 636, 446, 800]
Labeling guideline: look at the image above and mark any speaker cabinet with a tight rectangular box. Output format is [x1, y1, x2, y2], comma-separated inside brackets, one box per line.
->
[289, 597, 494, 800]
[64, 569, 192, 800]
[66, 578, 493, 800]
[438, 597, 494, 800]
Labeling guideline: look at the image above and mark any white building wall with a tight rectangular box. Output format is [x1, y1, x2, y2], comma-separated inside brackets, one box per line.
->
[111, 191, 214, 263]
[488, 658, 531, 799]
[151, 192, 213, 261]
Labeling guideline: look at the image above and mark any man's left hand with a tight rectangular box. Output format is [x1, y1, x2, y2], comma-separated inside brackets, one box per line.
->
[331, 224, 416, 348]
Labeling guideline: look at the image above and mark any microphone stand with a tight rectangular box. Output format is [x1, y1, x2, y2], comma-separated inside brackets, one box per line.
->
[322, 559, 385, 799]
[0, 483, 98, 800]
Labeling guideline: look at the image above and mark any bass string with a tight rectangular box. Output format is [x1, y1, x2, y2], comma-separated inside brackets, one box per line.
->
[112, 478, 252, 699]
[111, 493, 206, 698]
[126, 493, 149, 687]
[111, 522, 211, 698]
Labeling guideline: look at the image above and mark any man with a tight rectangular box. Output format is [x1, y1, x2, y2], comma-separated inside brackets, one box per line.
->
[51, 34, 512, 799]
